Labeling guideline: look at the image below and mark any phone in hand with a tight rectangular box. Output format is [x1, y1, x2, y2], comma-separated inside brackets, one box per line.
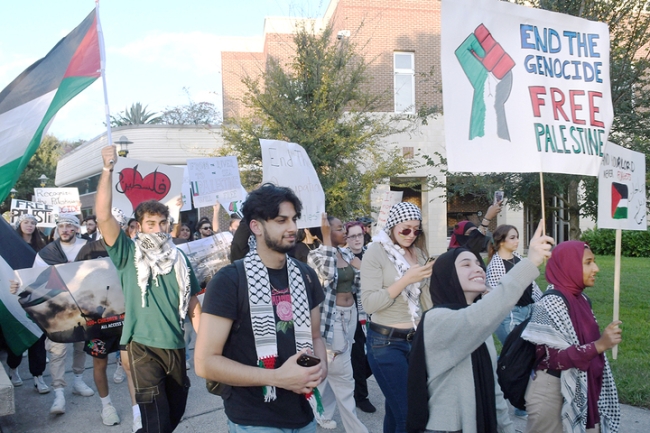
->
[426, 255, 438, 264]
[494, 190, 504, 204]
[297, 353, 321, 367]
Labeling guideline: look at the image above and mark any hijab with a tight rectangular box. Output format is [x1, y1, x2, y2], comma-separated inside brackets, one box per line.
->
[407, 248, 497, 433]
[448, 221, 475, 249]
[545, 240, 604, 426]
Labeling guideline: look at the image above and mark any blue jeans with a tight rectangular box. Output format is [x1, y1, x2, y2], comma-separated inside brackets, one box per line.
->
[366, 327, 411, 433]
[495, 304, 533, 345]
[227, 419, 316, 433]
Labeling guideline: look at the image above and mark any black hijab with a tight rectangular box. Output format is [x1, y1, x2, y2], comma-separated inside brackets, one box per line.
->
[407, 248, 497, 433]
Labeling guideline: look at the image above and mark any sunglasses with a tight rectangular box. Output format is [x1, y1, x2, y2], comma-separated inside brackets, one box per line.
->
[397, 228, 422, 237]
[201, 226, 213, 231]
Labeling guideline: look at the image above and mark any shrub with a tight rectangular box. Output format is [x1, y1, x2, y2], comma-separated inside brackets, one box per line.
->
[581, 227, 650, 257]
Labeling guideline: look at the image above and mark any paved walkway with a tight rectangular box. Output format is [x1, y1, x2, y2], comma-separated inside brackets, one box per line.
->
[1, 346, 649, 433]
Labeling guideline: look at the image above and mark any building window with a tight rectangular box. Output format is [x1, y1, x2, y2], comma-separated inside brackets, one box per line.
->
[403, 146, 414, 159]
[394, 52, 415, 113]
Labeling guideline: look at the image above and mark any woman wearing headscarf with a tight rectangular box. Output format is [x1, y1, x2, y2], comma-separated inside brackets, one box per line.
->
[407, 222, 552, 433]
[522, 241, 622, 433]
[448, 201, 504, 255]
[360, 202, 434, 433]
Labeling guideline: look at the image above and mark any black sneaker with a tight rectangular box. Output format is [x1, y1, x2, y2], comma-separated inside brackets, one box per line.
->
[356, 399, 377, 413]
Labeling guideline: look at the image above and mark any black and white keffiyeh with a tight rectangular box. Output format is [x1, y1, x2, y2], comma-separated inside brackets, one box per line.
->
[486, 251, 542, 300]
[522, 291, 620, 433]
[383, 202, 422, 235]
[134, 232, 192, 324]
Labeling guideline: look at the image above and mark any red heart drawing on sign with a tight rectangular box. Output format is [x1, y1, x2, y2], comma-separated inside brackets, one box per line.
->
[116, 165, 171, 210]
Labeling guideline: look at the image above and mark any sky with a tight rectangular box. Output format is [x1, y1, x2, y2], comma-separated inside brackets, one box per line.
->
[0, 0, 329, 142]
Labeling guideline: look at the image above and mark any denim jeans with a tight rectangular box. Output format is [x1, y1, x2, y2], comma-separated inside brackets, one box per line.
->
[227, 419, 316, 433]
[366, 327, 412, 433]
[495, 304, 533, 345]
[127, 341, 190, 433]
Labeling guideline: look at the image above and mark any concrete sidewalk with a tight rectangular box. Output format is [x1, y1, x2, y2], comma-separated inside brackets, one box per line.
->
[1, 346, 649, 433]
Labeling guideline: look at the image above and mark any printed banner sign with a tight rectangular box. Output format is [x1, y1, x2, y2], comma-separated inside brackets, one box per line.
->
[10, 199, 55, 228]
[14, 258, 125, 344]
[375, 191, 404, 234]
[187, 157, 244, 208]
[34, 188, 81, 215]
[112, 157, 184, 222]
[597, 142, 647, 230]
[442, 0, 612, 175]
[177, 232, 233, 289]
[260, 139, 325, 229]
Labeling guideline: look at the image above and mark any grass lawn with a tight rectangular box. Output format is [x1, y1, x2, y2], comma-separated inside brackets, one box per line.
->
[533, 255, 650, 409]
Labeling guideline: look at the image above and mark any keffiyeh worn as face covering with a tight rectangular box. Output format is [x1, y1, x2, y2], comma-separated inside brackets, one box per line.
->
[448, 221, 476, 249]
[134, 232, 191, 325]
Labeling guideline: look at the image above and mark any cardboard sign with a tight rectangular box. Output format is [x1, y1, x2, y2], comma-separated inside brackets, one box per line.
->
[375, 191, 404, 233]
[34, 188, 81, 215]
[597, 142, 647, 230]
[177, 232, 233, 289]
[112, 157, 184, 222]
[187, 157, 244, 208]
[442, 0, 612, 175]
[14, 258, 125, 343]
[10, 199, 55, 228]
[260, 139, 325, 229]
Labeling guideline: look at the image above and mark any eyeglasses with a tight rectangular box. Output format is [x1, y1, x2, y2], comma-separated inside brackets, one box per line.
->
[347, 234, 364, 239]
[397, 228, 422, 237]
[201, 226, 212, 231]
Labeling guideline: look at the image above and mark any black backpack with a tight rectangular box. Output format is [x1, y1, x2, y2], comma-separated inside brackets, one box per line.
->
[496, 289, 567, 411]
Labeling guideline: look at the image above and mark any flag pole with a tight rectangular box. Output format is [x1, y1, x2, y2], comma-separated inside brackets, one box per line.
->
[539, 172, 546, 236]
[95, 0, 113, 146]
[612, 228, 622, 359]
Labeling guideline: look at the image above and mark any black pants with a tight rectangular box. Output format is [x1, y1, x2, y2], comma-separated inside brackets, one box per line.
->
[351, 319, 371, 403]
[6, 334, 47, 377]
[127, 341, 190, 433]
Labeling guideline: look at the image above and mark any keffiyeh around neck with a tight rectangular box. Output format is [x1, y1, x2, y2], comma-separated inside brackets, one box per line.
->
[134, 232, 191, 323]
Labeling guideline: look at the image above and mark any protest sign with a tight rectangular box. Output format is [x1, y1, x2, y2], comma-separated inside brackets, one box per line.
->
[260, 139, 325, 228]
[10, 199, 54, 228]
[112, 157, 184, 222]
[180, 166, 193, 212]
[177, 232, 233, 289]
[597, 142, 646, 230]
[442, 0, 612, 175]
[187, 156, 244, 208]
[34, 188, 81, 215]
[14, 258, 124, 343]
[375, 191, 404, 233]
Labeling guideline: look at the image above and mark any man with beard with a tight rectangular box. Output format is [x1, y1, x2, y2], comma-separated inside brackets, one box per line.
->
[32, 215, 95, 415]
[82, 215, 100, 242]
[96, 145, 202, 433]
[195, 183, 327, 432]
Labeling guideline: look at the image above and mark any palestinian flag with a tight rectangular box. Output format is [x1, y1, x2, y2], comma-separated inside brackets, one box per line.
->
[0, 219, 42, 356]
[0, 9, 101, 202]
[611, 182, 628, 219]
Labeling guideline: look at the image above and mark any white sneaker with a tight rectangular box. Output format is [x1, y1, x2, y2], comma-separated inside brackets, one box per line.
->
[9, 369, 22, 387]
[318, 419, 337, 430]
[132, 415, 142, 433]
[50, 392, 65, 414]
[113, 362, 125, 384]
[72, 379, 95, 397]
[101, 404, 120, 426]
[34, 376, 51, 394]
[186, 360, 191, 370]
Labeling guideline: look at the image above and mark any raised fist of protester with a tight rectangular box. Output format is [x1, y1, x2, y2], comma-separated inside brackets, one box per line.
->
[595, 321, 623, 353]
[526, 220, 554, 266]
[101, 145, 118, 169]
[274, 349, 323, 395]
[320, 213, 331, 247]
[9, 280, 20, 295]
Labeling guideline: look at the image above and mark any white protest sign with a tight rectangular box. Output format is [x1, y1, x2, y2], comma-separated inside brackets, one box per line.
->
[597, 142, 646, 230]
[260, 139, 325, 229]
[375, 191, 404, 234]
[10, 199, 55, 228]
[177, 232, 233, 292]
[34, 188, 81, 214]
[442, 0, 612, 175]
[180, 166, 193, 212]
[112, 157, 184, 222]
[187, 157, 244, 208]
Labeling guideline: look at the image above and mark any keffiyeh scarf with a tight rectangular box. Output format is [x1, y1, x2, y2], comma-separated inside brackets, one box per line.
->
[486, 251, 542, 300]
[134, 232, 192, 325]
[522, 292, 620, 433]
[243, 249, 323, 418]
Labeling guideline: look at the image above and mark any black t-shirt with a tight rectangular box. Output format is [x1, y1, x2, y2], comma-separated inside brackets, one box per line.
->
[203, 259, 325, 428]
[502, 257, 534, 306]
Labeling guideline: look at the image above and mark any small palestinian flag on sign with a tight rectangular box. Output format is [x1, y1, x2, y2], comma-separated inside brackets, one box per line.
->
[611, 182, 628, 219]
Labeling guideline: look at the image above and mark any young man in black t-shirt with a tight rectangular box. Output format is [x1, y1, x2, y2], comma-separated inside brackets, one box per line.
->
[195, 184, 327, 432]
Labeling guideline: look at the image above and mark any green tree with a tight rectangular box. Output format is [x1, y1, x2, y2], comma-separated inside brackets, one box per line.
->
[222, 23, 417, 219]
[1, 135, 63, 213]
[110, 102, 161, 127]
[429, 1, 650, 240]
[159, 88, 221, 125]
